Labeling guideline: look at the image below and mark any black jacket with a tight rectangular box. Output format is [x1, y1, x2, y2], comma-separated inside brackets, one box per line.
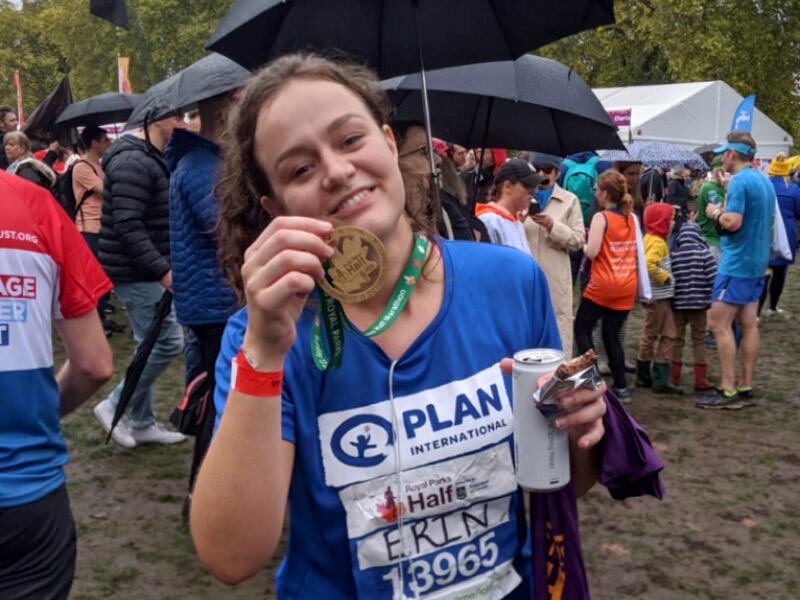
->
[640, 168, 664, 202]
[99, 135, 171, 283]
[438, 190, 475, 241]
[666, 176, 689, 224]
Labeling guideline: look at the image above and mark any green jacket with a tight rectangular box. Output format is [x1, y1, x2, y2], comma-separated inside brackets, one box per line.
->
[696, 181, 724, 247]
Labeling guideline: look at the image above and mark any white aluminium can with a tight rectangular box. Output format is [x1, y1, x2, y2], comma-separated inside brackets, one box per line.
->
[512, 348, 570, 492]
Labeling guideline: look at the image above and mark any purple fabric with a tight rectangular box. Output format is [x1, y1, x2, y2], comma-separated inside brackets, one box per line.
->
[599, 389, 665, 500]
[530, 487, 590, 600]
[529, 390, 664, 599]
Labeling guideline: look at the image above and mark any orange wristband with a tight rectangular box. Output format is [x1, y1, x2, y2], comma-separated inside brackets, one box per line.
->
[231, 350, 283, 396]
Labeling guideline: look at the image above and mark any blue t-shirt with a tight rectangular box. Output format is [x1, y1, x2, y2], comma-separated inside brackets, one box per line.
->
[215, 240, 561, 600]
[719, 167, 775, 278]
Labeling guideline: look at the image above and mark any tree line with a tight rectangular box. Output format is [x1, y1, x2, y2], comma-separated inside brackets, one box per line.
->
[2, 0, 798, 149]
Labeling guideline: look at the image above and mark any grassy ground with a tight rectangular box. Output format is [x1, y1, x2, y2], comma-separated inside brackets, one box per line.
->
[60, 268, 800, 599]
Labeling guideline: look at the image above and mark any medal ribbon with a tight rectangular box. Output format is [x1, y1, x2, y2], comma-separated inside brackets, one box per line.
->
[311, 233, 429, 371]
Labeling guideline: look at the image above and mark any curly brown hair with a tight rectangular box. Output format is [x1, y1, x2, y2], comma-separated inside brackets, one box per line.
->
[216, 53, 436, 302]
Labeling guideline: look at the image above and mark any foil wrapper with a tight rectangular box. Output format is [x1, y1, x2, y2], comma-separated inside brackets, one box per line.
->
[533, 364, 604, 415]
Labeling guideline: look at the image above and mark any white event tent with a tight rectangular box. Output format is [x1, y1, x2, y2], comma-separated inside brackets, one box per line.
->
[593, 81, 792, 159]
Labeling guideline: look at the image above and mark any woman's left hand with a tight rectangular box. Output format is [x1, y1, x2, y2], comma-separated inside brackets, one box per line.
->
[500, 358, 607, 450]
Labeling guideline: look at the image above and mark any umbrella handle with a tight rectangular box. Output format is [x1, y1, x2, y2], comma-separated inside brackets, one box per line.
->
[411, 0, 439, 190]
[471, 98, 495, 207]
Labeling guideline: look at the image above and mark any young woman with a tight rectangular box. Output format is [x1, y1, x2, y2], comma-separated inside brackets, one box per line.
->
[190, 54, 607, 599]
[574, 170, 638, 398]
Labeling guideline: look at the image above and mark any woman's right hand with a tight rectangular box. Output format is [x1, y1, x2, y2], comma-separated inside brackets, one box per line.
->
[240, 216, 334, 367]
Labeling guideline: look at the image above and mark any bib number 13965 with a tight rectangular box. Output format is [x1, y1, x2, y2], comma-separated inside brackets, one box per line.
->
[381, 531, 499, 597]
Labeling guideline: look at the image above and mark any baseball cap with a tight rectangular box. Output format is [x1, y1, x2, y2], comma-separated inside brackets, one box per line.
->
[494, 159, 545, 189]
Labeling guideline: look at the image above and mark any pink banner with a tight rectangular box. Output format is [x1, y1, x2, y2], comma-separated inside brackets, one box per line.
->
[607, 108, 631, 127]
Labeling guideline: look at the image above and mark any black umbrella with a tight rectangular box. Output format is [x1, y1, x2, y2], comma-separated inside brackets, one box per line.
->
[383, 55, 624, 156]
[167, 53, 251, 113]
[55, 92, 143, 128]
[125, 53, 251, 128]
[107, 291, 173, 443]
[207, 0, 615, 184]
[124, 77, 181, 129]
[23, 75, 77, 145]
[207, 0, 614, 77]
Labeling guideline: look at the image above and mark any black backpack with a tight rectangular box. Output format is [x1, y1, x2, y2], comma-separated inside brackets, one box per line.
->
[55, 159, 96, 222]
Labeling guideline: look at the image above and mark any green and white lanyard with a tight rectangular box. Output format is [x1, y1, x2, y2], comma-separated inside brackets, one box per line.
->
[311, 233, 429, 370]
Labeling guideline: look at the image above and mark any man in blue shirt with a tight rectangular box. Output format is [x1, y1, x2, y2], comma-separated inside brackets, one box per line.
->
[698, 131, 775, 409]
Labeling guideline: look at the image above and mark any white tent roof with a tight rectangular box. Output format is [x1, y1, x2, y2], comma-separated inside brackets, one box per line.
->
[593, 81, 792, 159]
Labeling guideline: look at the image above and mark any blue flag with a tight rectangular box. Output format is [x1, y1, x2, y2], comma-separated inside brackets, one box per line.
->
[731, 94, 756, 132]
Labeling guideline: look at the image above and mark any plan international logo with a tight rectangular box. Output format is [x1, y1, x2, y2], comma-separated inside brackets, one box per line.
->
[318, 365, 513, 488]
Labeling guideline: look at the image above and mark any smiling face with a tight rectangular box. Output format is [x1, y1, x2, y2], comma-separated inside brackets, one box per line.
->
[254, 78, 407, 241]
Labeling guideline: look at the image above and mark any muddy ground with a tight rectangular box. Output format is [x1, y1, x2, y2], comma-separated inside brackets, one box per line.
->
[60, 270, 800, 599]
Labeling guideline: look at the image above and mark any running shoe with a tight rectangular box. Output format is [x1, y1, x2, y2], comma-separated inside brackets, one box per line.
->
[714, 385, 756, 406]
[695, 389, 744, 410]
[735, 386, 756, 406]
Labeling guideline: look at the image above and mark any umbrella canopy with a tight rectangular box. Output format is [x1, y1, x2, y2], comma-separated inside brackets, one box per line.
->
[383, 55, 624, 156]
[107, 291, 174, 443]
[125, 53, 251, 128]
[55, 92, 143, 128]
[124, 77, 177, 129]
[601, 141, 708, 170]
[167, 53, 251, 114]
[207, 0, 615, 76]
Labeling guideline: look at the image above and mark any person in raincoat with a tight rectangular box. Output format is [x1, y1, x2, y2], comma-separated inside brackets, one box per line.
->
[524, 152, 584, 354]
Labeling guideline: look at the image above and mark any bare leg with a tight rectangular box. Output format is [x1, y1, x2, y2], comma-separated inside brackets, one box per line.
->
[708, 301, 738, 393]
[736, 302, 760, 388]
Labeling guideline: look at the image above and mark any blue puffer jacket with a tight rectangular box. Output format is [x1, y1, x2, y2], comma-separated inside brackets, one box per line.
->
[165, 129, 238, 326]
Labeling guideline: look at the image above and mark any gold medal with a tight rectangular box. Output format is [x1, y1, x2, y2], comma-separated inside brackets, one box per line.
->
[319, 226, 387, 303]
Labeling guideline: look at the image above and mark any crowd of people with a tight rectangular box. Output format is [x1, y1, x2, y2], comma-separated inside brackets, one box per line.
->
[1, 48, 797, 599]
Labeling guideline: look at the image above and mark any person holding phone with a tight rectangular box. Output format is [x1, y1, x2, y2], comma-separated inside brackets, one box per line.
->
[475, 158, 543, 252]
[524, 152, 585, 354]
